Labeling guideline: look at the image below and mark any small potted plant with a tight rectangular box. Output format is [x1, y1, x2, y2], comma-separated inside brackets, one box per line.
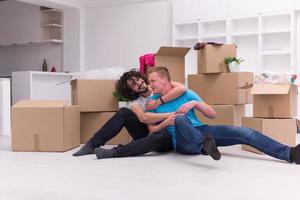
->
[224, 56, 244, 72]
[113, 91, 129, 108]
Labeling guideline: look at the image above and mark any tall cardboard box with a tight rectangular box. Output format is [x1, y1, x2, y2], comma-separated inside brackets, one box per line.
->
[197, 44, 236, 73]
[241, 117, 297, 154]
[188, 72, 253, 104]
[11, 100, 80, 152]
[252, 84, 298, 118]
[71, 79, 118, 112]
[196, 105, 245, 126]
[80, 112, 132, 145]
[155, 46, 190, 84]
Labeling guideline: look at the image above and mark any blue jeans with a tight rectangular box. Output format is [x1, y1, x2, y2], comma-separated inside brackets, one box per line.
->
[175, 115, 291, 162]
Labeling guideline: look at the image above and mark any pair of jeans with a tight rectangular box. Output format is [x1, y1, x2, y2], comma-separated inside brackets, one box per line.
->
[87, 107, 173, 156]
[175, 115, 291, 162]
[113, 130, 173, 157]
[88, 107, 149, 148]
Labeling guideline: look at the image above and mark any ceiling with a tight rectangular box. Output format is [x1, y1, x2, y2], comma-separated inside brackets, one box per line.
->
[16, 0, 165, 8]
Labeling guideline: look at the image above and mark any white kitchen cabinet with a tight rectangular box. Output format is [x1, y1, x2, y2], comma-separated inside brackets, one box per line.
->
[12, 71, 72, 105]
[0, 78, 10, 136]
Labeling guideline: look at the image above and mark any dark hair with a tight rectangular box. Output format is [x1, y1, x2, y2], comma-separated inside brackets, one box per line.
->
[115, 69, 149, 101]
[148, 66, 171, 82]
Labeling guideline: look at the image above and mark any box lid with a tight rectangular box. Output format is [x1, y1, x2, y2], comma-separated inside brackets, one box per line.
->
[156, 46, 190, 57]
[13, 100, 67, 108]
[251, 84, 292, 95]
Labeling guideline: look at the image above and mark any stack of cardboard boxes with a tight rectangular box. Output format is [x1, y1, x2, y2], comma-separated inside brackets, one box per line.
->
[71, 79, 132, 145]
[188, 44, 253, 126]
[242, 84, 298, 154]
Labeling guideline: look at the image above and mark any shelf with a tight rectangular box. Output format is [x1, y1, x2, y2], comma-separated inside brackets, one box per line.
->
[261, 29, 291, 34]
[201, 19, 226, 24]
[174, 36, 198, 42]
[201, 34, 226, 39]
[174, 21, 198, 26]
[41, 7, 63, 42]
[261, 50, 291, 56]
[231, 16, 258, 35]
[0, 40, 62, 47]
[174, 21, 198, 40]
[40, 8, 62, 13]
[232, 32, 258, 37]
[41, 24, 62, 28]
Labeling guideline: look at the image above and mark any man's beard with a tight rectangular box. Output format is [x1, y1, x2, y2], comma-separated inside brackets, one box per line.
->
[137, 83, 149, 94]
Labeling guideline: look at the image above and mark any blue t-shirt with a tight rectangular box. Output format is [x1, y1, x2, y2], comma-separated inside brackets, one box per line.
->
[148, 89, 205, 148]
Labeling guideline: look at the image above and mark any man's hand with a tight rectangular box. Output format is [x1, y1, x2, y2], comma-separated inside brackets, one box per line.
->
[146, 99, 161, 110]
[164, 113, 177, 126]
[176, 100, 196, 114]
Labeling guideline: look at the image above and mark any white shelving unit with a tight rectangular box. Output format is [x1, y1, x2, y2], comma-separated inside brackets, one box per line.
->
[260, 12, 294, 73]
[230, 15, 259, 72]
[12, 71, 72, 105]
[173, 10, 297, 74]
[199, 19, 227, 43]
[173, 20, 199, 47]
[40, 8, 63, 43]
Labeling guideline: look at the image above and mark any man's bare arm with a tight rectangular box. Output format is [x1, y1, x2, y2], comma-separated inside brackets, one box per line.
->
[146, 81, 186, 110]
[131, 104, 174, 124]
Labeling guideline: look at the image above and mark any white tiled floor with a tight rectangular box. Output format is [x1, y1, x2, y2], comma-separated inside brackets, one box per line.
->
[0, 135, 299, 200]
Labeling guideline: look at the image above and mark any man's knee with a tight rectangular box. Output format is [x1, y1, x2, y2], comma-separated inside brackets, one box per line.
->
[175, 115, 187, 123]
[118, 107, 134, 117]
[175, 115, 189, 125]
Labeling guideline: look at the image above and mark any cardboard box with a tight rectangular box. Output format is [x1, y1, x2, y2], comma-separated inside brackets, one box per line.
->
[11, 100, 80, 152]
[155, 46, 190, 84]
[196, 105, 245, 126]
[80, 112, 132, 145]
[252, 84, 298, 118]
[197, 44, 236, 74]
[241, 117, 297, 154]
[71, 79, 118, 112]
[188, 72, 253, 105]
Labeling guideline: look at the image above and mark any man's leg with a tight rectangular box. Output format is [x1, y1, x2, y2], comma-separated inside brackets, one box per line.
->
[198, 125, 299, 163]
[73, 107, 148, 156]
[174, 115, 221, 160]
[95, 130, 173, 159]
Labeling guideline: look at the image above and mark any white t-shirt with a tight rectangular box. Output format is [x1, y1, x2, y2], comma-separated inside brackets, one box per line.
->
[129, 95, 148, 111]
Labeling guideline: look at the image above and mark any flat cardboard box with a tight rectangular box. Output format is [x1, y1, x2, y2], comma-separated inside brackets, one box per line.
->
[80, 112, 132, 145]
[196, 105, 245, 126]
[11, 100, 80, 152]
[241, 117, 297, 154]
[155, 46, 190, 84]
[188, 72, 253, 105]
[252, 84, 298, 118]
[71, 79, 118, 112]
[197, 44, 236, 74]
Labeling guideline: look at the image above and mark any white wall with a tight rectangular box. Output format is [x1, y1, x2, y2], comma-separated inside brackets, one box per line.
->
[82, 0, 172, 70]
[63, 8, 82, 72]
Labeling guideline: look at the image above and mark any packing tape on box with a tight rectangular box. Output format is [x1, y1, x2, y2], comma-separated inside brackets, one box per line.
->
[34, 134, 40, 152]
[268, 105, 274, 118]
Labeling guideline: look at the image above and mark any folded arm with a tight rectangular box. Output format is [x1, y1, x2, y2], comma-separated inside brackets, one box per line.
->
[146, 81, 186, 110]
[177, 100, 216, 119]
[131, 104, 174, 124]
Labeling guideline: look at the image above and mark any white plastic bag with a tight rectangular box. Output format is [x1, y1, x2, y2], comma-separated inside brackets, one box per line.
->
[72, 66, 129, 80]
[254, 72, 297, 84]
